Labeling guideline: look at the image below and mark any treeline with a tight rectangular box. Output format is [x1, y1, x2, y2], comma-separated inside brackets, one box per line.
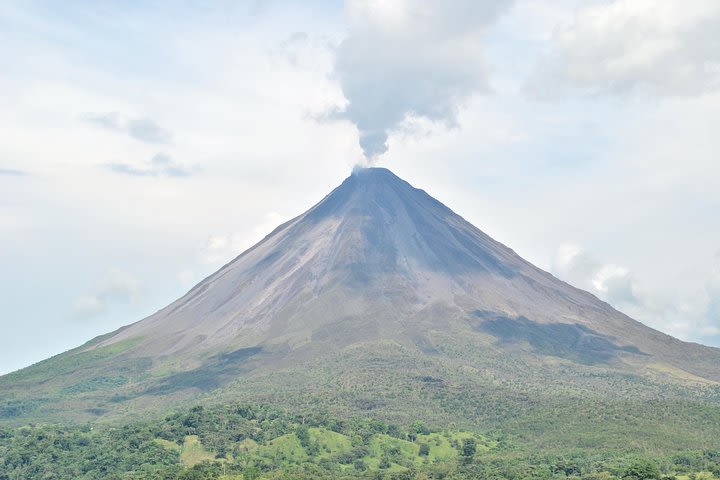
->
[1, 402, 720, 479]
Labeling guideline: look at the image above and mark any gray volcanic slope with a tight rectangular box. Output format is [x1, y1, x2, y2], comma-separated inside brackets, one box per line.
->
[2, 167, 719, 427]
[95, 167, 716, 371]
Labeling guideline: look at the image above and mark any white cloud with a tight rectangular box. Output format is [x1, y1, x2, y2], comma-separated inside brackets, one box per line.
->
[72, 295, 105, 316]
[201, 212, 289, 266]
[553, 243, 720, 344]
[96, 269, 142, 301]
[527, 0, 720, 98]
[106, 153, 194, 178]
[553, 244, 638, 306]
[592, 264, 636, 305]
[73, 269, 141, 318]
[552, 243, 598, 285]
[201, 234, 243, 265]
[82, 112, 172, 144]
[333, 0, 513, 160]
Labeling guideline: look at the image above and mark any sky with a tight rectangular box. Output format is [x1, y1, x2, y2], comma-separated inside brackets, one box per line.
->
[1, 0, 719, 374]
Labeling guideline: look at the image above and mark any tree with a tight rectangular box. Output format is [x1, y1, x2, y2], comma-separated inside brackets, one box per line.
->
[387, 424, 403, 439]
[461, 438, 477, 459]
[295, 425, 310, 448]
[623, 458, 661, 480]
[419, 444, 430, 457]
[243, 465, 261, 480]
[411, 421, 430, 435]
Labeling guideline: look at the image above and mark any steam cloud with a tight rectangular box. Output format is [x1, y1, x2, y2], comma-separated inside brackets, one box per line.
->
[333, 0, 513, 161]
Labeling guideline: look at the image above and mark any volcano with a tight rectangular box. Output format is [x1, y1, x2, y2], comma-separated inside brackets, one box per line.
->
[2, 168, 719, 449]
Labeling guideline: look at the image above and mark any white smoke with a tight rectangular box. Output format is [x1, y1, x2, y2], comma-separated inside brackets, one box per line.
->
[333, 0, 514, 161]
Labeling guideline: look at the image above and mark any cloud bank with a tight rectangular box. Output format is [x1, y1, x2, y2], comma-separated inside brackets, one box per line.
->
[333, 0, 513, 160]
[527, 0, 720, 98]
[553, 244, 720, 343]
[553, 244, 638, 307]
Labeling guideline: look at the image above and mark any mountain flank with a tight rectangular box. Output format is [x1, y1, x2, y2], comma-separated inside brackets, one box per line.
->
[2, 167, 719, 452]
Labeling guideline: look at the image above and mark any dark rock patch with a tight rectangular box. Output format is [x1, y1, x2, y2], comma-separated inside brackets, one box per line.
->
[472, 310, 644, 365]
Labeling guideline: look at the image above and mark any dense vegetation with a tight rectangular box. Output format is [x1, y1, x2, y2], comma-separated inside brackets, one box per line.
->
[5, 339, 720, 480]
[6, 337, 720, 456]
[2, 402, 720, 479]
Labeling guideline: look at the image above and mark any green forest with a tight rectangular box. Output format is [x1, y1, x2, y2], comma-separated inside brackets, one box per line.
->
[2, 402, 720, 480]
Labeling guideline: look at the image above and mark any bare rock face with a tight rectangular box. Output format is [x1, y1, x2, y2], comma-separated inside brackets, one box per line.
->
[2, 167, 719, 425]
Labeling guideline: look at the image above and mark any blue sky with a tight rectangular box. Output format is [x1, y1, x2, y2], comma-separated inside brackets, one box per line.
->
[1, 0, 720, 374]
